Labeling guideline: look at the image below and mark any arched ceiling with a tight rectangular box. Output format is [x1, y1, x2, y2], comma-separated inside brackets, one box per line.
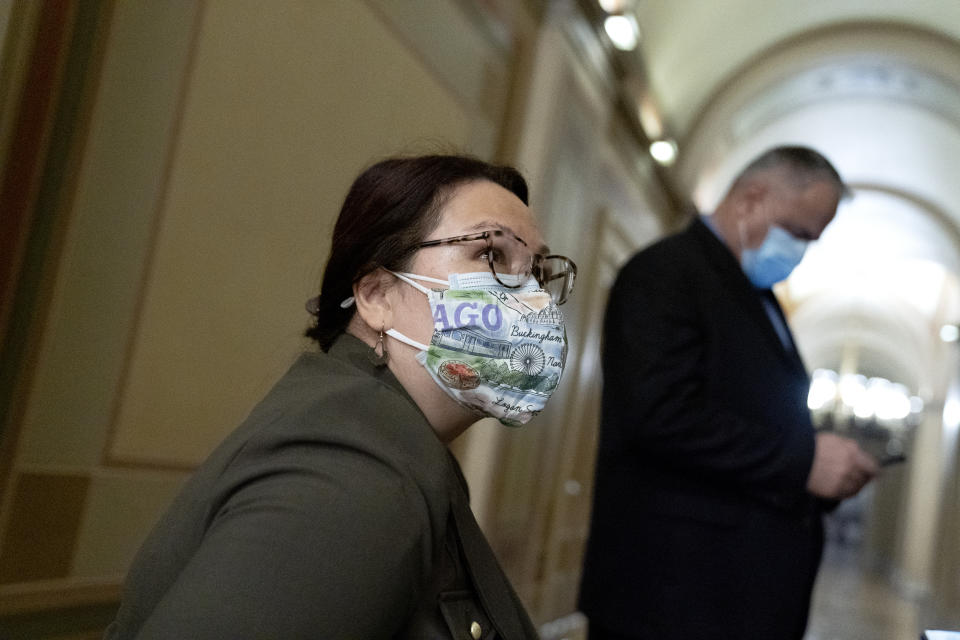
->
[633, 0, 960, 138]
[622, 1, 960, 404]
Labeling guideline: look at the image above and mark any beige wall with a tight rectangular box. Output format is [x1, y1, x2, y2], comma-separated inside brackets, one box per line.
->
[107, 0, 478, 466]
[0, 2, 675, 636]
[0, 0, 516, 614]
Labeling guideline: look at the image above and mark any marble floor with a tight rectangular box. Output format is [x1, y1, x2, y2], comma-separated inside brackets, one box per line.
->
[804, 541, 922, 640]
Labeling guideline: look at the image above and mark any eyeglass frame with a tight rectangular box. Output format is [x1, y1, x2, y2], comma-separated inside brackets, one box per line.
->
[414, 229, 577, 304]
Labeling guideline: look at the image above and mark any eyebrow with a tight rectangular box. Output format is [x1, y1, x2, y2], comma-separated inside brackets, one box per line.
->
[466, 221, 551, 254]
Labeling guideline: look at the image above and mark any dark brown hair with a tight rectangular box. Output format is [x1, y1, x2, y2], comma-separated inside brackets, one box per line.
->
[306, 154, 528, 351]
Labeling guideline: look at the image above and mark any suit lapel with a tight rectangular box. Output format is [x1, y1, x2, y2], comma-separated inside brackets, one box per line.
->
[689, 220, 806, 375]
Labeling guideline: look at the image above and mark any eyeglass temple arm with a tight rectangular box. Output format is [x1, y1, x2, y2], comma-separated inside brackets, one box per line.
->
[417, 232, 490, 248]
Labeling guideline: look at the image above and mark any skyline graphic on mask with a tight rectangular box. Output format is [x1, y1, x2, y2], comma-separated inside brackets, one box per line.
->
[387, 271, 568, 427]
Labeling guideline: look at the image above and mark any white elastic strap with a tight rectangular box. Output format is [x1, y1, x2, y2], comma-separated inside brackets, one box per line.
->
[387, 270, 447, 295]
[385, 328, 430, 352]
[339, 270, 445, 308]
[399, 272, 449, 285]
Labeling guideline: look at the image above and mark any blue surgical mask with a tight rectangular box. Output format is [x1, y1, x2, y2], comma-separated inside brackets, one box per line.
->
[741, 225, 807, 288]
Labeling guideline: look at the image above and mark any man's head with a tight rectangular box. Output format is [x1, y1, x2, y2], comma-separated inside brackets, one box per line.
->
[713, 146, 847, 268]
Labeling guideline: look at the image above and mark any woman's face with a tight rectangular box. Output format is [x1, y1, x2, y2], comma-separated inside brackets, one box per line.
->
[376, 179, 546, 437]
[388, 179, 547, 347]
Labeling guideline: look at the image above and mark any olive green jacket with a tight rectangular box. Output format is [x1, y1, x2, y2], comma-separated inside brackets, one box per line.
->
[105, 334, 538, 639]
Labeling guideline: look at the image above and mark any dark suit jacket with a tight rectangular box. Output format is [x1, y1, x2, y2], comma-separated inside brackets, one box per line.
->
[579, 219, 823, 640]
[105, 334, 537, 640]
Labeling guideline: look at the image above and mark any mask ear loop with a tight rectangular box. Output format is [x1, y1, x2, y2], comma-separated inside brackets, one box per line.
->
[736, 216, 748, 255]
[380, 270, 440, 353]
[737, 211, 758, 257]
[385, 328, 430, 352]
[340, 270, 447, 308]
[737, 199, 775, 260]
[388, 270, 447, 293]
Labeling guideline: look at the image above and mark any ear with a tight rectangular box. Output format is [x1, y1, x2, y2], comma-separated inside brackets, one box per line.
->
[739, 180, 768, 217]
[728, 180, 772, 255]
[352, 269, 396, 333]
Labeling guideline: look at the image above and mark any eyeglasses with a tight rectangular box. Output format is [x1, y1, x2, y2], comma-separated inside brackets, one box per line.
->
[416, 229, 577, 305]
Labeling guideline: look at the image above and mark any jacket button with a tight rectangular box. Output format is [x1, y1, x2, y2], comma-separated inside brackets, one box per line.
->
[470, 621, 482, 639]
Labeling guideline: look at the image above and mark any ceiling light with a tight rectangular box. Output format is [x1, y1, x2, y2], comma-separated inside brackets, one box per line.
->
[872, 381, 911, 421]
[638, 98, 663, 139]
[839, 374, 867, 408]
[807, 373, 837, 411]
[604, 14, 639, 51]
[909, 396, 924, 414]
[941, 324, 959, 342]
[945, 395, 960, 430]
[649, 139, 678, 166]
[598, 0, 629, 12]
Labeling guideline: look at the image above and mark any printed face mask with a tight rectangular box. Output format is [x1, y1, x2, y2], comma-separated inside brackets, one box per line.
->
[385, 271, 567, 427]
[741, 225, 808, 288]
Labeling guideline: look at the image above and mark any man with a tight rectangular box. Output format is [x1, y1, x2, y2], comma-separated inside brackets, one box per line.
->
[578, 146, 878, 640]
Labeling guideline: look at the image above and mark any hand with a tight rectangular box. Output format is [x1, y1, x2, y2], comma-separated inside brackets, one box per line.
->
[806, 432, 879, 500]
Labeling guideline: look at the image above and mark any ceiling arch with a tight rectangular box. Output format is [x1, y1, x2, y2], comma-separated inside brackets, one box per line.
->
[676, 21, 960, 210]
[635, 3, 960, 138]
[666, 16, 960, 405]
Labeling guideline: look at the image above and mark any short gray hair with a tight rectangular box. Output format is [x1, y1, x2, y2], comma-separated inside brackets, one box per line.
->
[730, 146, 849, 198]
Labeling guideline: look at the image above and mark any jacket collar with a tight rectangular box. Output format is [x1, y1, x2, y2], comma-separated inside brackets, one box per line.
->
[326, 332, 413, 399]
[688, 218, 807, 374]
[326, 333, 537, 637]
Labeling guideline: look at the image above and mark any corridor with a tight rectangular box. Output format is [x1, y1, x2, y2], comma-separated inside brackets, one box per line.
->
[807, 538, 920, 640]
[1, 1, 959, 637]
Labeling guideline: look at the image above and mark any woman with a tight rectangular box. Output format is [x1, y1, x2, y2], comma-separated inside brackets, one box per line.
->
[105, 155, 577, 639]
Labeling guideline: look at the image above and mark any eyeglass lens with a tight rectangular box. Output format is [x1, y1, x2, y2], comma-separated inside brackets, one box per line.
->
[485, 232, 575, 304]
[536, 256, 575, 305]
